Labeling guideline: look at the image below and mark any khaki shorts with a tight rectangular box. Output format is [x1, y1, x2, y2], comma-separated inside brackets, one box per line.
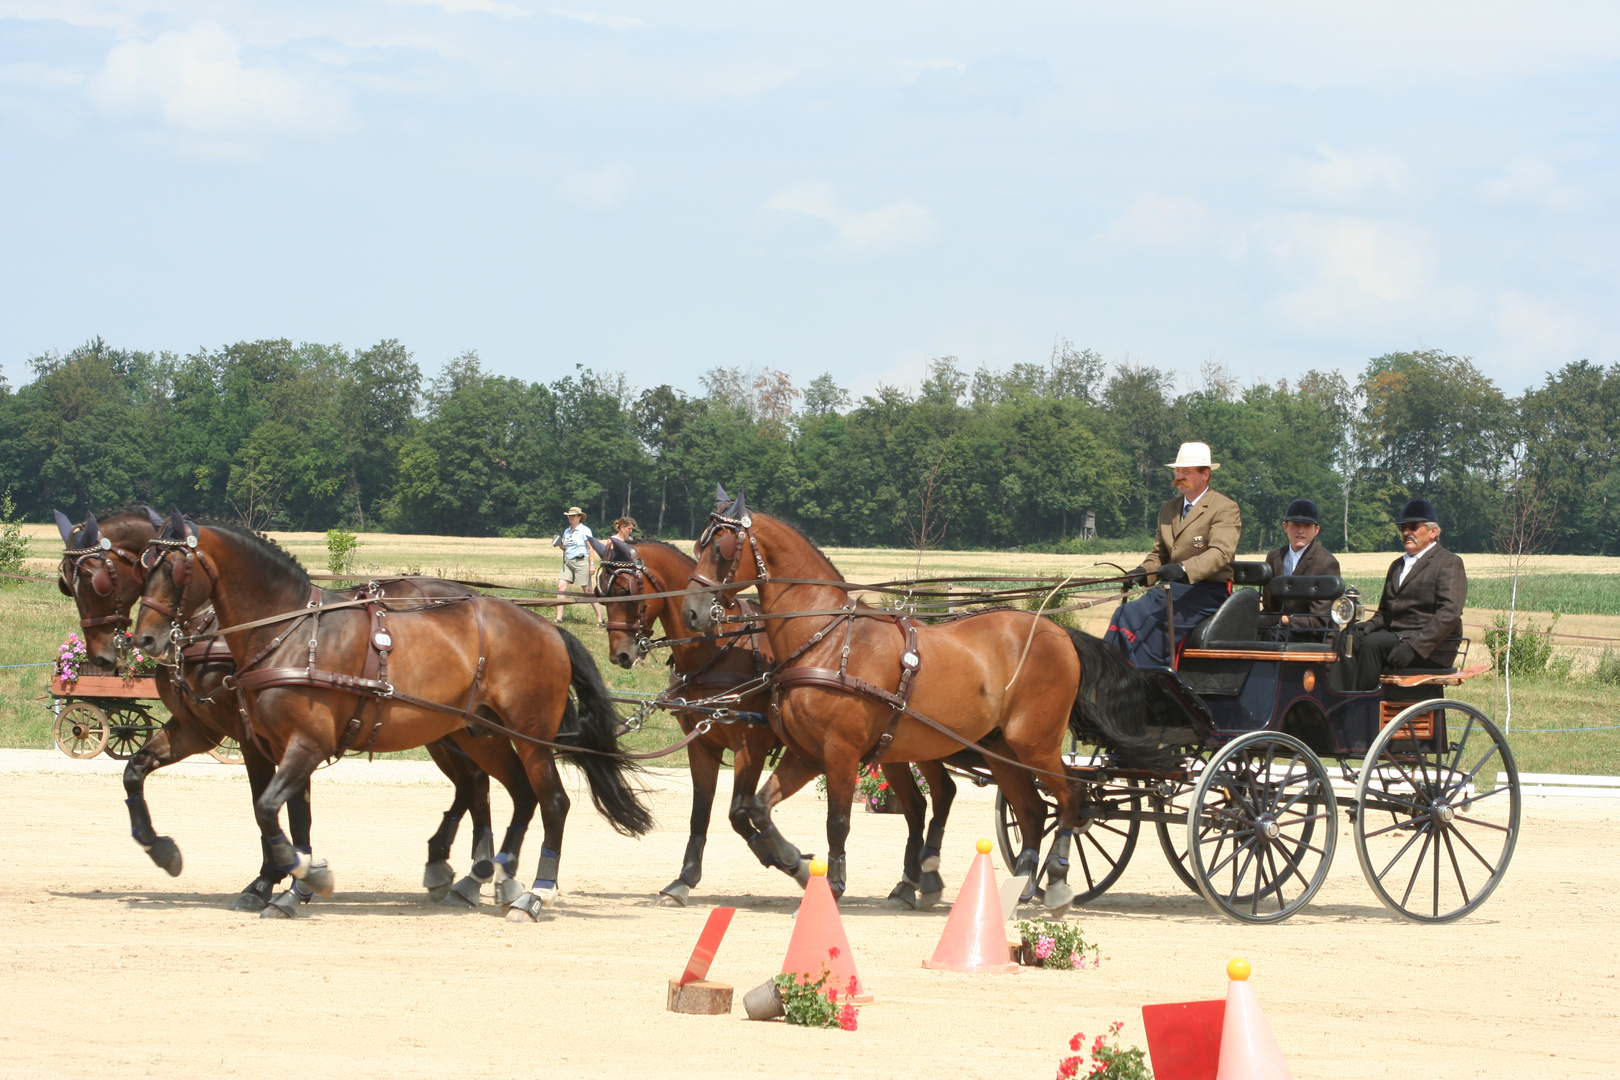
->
[558, 556, 591, 586]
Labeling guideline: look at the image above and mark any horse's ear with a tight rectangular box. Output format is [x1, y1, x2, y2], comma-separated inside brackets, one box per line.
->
[142, 505, 165, 532]
[715, 483, 730, 508]
[732, 487, 747, 521]
[611, 537, 635, 562]
[54, 511, 75, 548]
[166, 508, 186, 540]
[586, 536, 608, 558]
[81, 512, 101, 549]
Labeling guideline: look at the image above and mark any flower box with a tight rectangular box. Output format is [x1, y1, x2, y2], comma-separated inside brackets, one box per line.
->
[51, 675, 160, 699]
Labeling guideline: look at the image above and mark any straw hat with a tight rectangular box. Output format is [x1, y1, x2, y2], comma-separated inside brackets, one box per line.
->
[1165, 442, 1220, 470]
[565, 506, 585, 517]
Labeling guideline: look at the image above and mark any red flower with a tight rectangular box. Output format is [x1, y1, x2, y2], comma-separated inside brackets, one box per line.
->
[838, 1003, 858, 1031]
[847, 974, 860, 995]
[1069, 1034, 1083, 1052]
[828, 947, 841, 959]
[828, 987, 839, 1003]
[1057, 1056, 1080, 1078]
[878, 781, 889, 790]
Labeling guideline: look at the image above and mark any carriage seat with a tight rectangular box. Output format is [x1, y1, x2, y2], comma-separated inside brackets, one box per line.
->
[1182, 563, 1333, 654]
[1266, 574, 1346, 606]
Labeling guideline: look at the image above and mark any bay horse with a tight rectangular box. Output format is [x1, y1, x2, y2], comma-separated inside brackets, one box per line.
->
[131, 512, 651, 920]
[682, 490, 1173, 909]
[56, 508, 537, 916]
[594, 527, 958, 908]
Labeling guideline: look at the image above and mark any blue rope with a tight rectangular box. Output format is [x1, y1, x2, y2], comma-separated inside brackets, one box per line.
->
[0, 662, 52, 670]
[1511, 725, 1620, 733]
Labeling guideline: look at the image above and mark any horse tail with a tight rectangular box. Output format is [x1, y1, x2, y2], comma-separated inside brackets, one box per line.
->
[1062, 627, 1181, 772]
[554, 626, 655, 837]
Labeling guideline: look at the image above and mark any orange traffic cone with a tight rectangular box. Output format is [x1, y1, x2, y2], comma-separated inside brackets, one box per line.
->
[1215, 959, 1292, 1080]
[923, 839, 1021, 974]
[781, 859, 873, 1003]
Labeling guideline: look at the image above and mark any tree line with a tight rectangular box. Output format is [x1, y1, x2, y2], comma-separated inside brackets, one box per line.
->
[2, 337, 1615, 555]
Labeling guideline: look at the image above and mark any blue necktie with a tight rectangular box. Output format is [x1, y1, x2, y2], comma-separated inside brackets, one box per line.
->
[1181, 502, 1189, 519]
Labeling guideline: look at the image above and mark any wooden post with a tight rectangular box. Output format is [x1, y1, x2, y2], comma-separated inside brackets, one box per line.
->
[667, 978, 733, 1014]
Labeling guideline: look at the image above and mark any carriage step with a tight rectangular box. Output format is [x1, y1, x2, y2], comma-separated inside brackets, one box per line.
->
[1508, 773, 1620, 798]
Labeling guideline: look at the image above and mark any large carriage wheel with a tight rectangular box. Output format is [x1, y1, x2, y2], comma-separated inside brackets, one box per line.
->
[1188, 731, 1337, 924]
[103, 704, 159, 760]
[209, 737, 245, 764]
[1353, 699, 1520, 923]
[995, 779, 1141, 905]
[55, 703, 109, 759]
[1154, 750, 1211, 895]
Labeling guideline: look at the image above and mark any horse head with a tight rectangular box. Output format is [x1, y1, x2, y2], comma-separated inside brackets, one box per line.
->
[56, 508, 160, 671]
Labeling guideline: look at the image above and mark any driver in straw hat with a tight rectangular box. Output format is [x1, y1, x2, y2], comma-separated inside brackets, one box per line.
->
[1104, 441, 1242, 668]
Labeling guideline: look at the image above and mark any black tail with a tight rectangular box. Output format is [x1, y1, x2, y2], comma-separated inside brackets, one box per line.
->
[1063, 627, 1182, 771]
[554, 626, 655, 837]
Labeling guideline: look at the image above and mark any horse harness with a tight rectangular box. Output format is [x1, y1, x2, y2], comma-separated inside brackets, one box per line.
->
[62, 538, 141, 630]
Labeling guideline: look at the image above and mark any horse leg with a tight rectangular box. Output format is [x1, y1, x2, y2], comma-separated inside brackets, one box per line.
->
[915, 761, 956, 907]
[229, 735, 292, 912]
[505, 746, 569, 923]
[446, 733, 535, 910]
[881, 762, 927, 910]
[661, 735, 721, 907]
[121, 718, 216, 879]
[1001, 730, 1080, 916]
[821, 748, 861, 901]
[983, 747, 1049, 906]
[737, 749, 819, 887]
[261, 777, 320, 915]
[256, 737, 334, 920]
[422, 739, 475, 902]
[433, 740, 501, 910]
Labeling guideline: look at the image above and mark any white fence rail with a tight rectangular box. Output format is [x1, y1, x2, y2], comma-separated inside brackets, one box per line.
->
[1506, 772, 1620, 798]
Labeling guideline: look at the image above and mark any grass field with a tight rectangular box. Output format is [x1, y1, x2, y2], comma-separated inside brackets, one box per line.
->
[9, 527, 1618, 775]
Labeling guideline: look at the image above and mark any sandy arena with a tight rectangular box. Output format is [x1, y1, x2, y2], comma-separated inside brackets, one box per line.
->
[1, 751, 1616, 1079]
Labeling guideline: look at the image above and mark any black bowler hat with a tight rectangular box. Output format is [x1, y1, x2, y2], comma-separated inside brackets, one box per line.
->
[1283, 498, 1321, 525]
[1396, 498, 1440, 526]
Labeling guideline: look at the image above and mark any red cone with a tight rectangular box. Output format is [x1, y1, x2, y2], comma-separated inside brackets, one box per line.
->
[923, 839, 1021, 974]
[780, 859, 873, 1003]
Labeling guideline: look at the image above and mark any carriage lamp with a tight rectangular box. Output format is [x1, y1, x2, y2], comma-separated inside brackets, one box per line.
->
[1330, 587, 1362, 628]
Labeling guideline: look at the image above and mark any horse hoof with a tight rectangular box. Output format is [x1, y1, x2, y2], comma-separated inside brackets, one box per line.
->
[147, 837, 183, 877]
[441, 879, 481, 909]
[300, 857, 335, 898]
[494, 877, 527, 907]
[1044, 881, 1075, 911]
[918, 890, 943, 909]
[504, 891, 545, 922]
[789, 858, 812, 888]
[659, 882, 691, 907]
[423, 859, 455, 900]
[259, 890, 300, 919]
[228, 890, 268, 913]
[884, 882, 918, 910]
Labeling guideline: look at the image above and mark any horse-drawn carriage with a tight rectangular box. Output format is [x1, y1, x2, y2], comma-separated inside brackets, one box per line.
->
[981, 560, 1518, 924]
[48, 673, 243, 763]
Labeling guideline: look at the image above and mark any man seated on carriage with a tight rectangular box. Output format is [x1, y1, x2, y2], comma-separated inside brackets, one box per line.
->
[1105, 442, 1242, 669]
[1345, 498, 1467, 691]
[1261, 498, 1342, 637]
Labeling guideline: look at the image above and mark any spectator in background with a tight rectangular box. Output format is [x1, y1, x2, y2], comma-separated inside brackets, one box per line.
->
[552, 506, 602, 627]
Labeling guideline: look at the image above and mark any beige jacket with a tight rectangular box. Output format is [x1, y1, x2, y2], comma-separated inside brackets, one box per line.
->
[1140, 488, 1243, 585]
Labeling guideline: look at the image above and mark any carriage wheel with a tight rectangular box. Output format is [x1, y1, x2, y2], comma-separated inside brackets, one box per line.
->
[55, 703, 109, 759]
[1188, 731, 1337, 924]
[1154, 751, 1210, 895]
[103, 705, 158, 760]
[995, 779, 1141, 905]
[1353, 699, 1520, 924]
[209, 737, 245, 765]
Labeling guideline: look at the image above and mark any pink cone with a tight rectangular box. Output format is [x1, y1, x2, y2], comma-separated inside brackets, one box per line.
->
[923, 849, 1020, 974]
[1215, 977, 1292, 1080]
[781, 873, 873, 1002]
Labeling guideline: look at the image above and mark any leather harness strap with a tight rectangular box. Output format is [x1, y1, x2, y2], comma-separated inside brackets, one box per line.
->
[769, 615, 922, 770]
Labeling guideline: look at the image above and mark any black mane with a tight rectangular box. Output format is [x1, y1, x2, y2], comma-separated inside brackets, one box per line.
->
[201, 520, 312, 590]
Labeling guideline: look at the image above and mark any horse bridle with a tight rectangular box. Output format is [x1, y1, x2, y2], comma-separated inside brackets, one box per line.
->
[137, 532, 212, 663]
[61, 539, 140, 630]
[691, 508, 769, 625]
[597, 553, 658, 658]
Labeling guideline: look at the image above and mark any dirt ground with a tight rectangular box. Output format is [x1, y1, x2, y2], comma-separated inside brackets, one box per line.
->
[1, 751, 1616, 1080]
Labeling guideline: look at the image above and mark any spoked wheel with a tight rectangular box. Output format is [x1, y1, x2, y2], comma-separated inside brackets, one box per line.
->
[1354, 699, 1520, 923]
[995, 779, 1141, 905]
[1188, 731, 1337, 924]
[1154, 751, 1210, 895]
[55, 703, 109, 759]
[103, 705, 158, 760]
[209, 737, 245, 764]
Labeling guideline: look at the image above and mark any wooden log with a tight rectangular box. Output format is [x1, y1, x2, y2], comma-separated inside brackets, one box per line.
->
[667, 978, 733, 1015]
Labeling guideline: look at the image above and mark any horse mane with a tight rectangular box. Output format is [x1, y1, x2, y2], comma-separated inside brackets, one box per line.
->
[760, 513, 845, 582]
[197, 519, 312, 590]
[627, 538, 694, 568]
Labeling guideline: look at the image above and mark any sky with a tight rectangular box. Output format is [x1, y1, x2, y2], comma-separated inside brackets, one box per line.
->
[2, 1, 1617, 402]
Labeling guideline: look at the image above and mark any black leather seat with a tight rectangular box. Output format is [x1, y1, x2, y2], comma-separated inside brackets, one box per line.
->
[1182, 563, 1333, 654]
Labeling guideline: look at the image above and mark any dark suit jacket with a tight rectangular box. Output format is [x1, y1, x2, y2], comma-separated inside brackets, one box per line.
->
[1366, 543, 1468, 662]
[1262, 540, 1342, 615]
[1141, 488, 1242, 585]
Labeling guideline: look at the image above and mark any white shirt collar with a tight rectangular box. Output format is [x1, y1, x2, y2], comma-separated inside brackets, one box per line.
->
[1283, 543, 1306, 575]
[1182, 487, 1209, 512]
[1398, 541, 1436, 584]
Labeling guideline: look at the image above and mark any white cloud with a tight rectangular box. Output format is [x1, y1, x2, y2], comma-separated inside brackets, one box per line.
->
[1282, 146, 1407, 202]
[560, 163, 633, 209]
[1263, 214, 1438, 329]
[764, 180, 940, 256]
[85, 22, 351, 141]
[1099, 193, 1210, 248]
[1481, 155, 1579, 210]
[553, 10, 643, 30]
